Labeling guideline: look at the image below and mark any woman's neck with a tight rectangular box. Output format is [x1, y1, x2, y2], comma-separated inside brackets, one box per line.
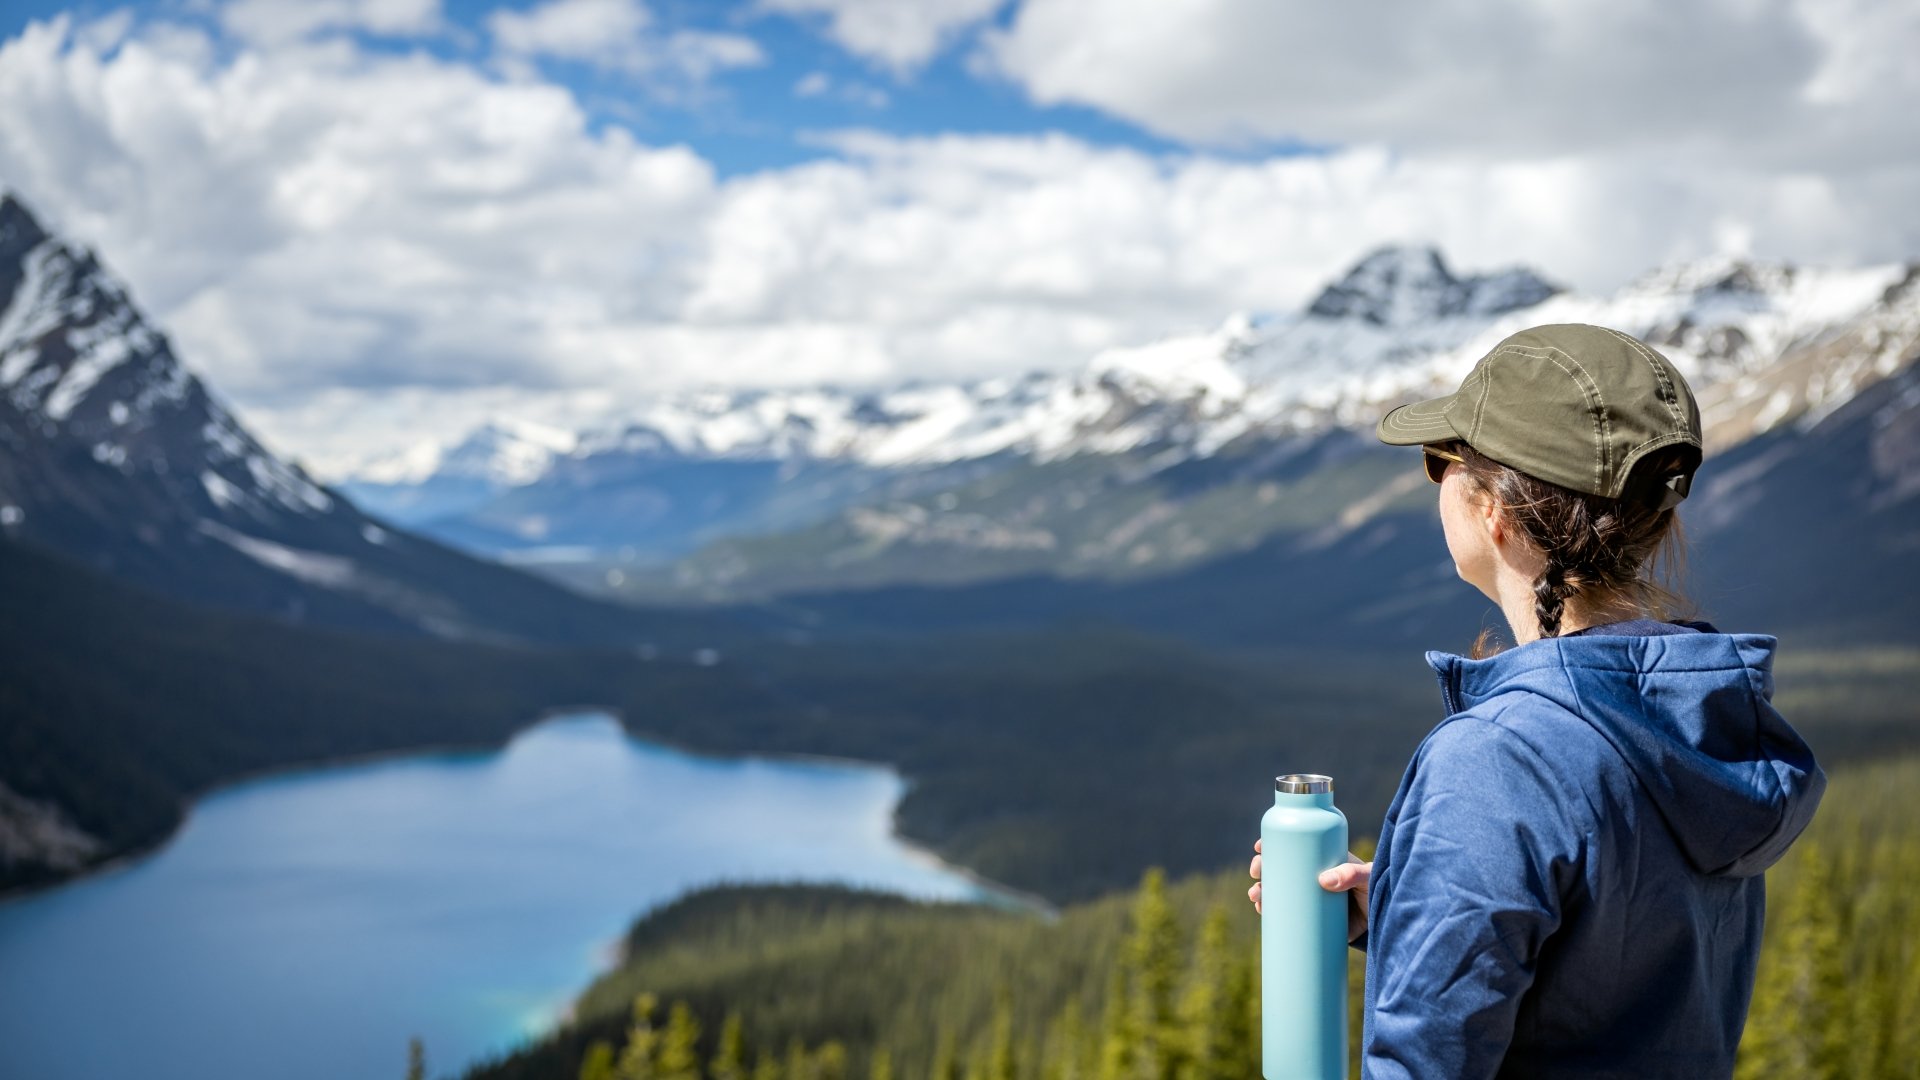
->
[1495, 573, 1649, 645]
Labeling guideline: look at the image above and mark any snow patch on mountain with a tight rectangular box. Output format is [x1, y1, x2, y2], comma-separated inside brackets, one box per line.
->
[355, 415, 579, 486]
[353, 248, 1918, 502]
[199, 519, 356, 588]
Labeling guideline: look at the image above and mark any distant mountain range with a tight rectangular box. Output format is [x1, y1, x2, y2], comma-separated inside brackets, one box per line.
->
[4, 185, 1917, 908]
[342, 242, 1920, 624]
[0, 193, 734, 650]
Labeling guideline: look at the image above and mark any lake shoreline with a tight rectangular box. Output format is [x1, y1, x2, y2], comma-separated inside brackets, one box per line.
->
[0, 703, 1052, 922]
[1, 707, 1039, 1080]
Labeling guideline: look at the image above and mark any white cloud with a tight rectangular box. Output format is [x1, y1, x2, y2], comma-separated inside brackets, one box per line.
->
[488, 0, 764, 81]
[982, 0, 1919, 171]
[791, 69, 888, 108]
[760, 0, 1003, 73]
[222, 0, 445, 45]
[0, 12, 1915, 477]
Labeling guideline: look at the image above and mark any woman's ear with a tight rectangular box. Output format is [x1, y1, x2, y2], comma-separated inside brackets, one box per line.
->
[1480, 497, 1505, 547]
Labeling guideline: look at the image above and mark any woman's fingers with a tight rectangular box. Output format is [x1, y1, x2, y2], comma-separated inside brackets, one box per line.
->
[1247, 880, 1262, 914]
[1317, 861, 1368, 892]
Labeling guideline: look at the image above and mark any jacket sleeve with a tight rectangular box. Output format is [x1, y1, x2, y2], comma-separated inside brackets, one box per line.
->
[1363, 716, 1586, 1080]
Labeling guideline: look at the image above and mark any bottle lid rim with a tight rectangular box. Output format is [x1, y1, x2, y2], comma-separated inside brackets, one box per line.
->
[1275, 773, 1334, 794]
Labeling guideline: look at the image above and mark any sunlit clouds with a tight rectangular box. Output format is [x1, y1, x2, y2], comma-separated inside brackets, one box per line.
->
[0, 1, 1913, 475]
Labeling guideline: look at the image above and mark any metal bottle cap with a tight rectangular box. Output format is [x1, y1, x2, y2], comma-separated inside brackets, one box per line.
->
[1275, 773, 1334, 794]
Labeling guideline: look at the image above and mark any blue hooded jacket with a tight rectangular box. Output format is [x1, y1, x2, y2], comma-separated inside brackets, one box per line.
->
[1359, 626, 1826, 1079]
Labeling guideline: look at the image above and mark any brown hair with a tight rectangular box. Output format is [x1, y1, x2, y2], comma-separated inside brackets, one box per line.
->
[1447, 440, 1697, 659]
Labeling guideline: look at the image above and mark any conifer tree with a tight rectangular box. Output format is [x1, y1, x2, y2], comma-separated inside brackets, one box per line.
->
[406, 1037, 426, 1080]
[930, 1026, 960, 1080]
[712, 1013, 748, 1080]
[1176, 904, 1236, 1080]
[787, 1038, 812, 1080]
[751, 1048, 781, 1080]
[1736, 843, 1843, 1079]
[987, 991, 1016, 1080]
[617, 993, 663, 1080]
[582, 1043, 618, 1080]
[1041, 999, 1085, 1080]
[659, 1002, 705, 1080]
[1125, 868, 1183, 1080]
[962, 1040, 988, 1080]
[816, 1040, 849, 1080]
[1098, 962, 1134, 1080]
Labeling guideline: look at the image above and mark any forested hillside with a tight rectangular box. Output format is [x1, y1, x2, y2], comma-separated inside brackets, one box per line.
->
[11, 523, 1920, 911]
[463, 756, 1920, 1080]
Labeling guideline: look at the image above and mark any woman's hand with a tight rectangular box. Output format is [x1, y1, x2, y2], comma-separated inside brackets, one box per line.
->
[1248, 839, 1374, 943]
[1320, 854, 1372, 943]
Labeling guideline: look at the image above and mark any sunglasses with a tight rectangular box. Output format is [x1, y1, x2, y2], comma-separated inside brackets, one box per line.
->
[1422, 443, 1465, 484]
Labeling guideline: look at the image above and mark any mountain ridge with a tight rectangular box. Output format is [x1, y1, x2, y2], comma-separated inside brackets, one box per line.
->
[0, 192, 742, 649]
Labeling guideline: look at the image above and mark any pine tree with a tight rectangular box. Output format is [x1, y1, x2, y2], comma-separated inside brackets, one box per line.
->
[1099, 961, 1134, 1080]
[751, 1048, 782, 1080]
[617, 992, 664, 1080]
[712, 1013, 748, 1080]
[1737, 844, 1845, 1079]
[658, 1001, 704, 1080]
[582, 1043, 619, 1080]
[1125, 868, 1183, 1080]
[962, 1037, 988, 1080]
[816, 1041, 849, 1080]
[1041, 999, 1084, 1080]
[1176, 904, 1235, 1080]
[930, 1026, 960, 1080]
[786, 1038, 812, 1080]
[986, 991, 1016, 1080]
[406, 1037, 427, 1080]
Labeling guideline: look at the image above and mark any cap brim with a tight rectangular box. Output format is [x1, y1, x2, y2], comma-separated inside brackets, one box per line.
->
[1376, 395, 1463, 445]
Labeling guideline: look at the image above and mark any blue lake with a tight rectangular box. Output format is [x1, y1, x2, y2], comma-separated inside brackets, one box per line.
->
[0, 712, 1016, 1080]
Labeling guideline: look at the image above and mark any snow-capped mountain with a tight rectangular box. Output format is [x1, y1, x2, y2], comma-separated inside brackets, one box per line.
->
[366, 243, 1919, 578]
[343, 416, 581, 525]
[1303, 246, 1562, 325]
[0, 192, 724, 647]
[357, 415, 579, 488]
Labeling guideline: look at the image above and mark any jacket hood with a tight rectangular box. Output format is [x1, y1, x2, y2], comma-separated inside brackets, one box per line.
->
[1426, 631, 1826, 878]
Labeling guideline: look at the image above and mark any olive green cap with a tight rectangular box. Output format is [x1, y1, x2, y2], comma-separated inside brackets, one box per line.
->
[1376, 323, 1703, 505]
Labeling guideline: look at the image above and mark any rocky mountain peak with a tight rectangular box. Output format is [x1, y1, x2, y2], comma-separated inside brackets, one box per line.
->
[0, 192, 51, 266]
[1306, 244, 1560, 326]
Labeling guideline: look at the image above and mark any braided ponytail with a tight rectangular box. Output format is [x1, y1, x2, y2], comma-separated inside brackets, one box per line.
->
[1448, 441, 1695, 650]
[1533, 556, 1573, 638]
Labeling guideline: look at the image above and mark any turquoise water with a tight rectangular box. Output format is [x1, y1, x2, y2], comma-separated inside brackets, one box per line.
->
[0, 712, 1007, 1080]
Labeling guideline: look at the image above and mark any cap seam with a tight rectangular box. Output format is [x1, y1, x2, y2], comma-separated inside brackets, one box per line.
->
[1596, 326, 1689, 430]
[1382, 402, 1456, 436]
[1499, 343, 1611, 493]
[1470, 358, 1495, 440]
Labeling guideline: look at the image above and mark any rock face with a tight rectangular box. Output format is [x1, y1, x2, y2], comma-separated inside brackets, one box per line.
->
[0, 193, 723, 647]
[352, 235, 1919, 606]
[1304, 245, 1562, 326]
[0, 781, 100, 874]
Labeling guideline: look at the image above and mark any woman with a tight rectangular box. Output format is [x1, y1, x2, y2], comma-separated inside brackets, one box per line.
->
[1247, 323, 1826, 1079]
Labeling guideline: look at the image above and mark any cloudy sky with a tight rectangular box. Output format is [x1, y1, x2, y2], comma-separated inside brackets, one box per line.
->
[2, 0, 1916, 477]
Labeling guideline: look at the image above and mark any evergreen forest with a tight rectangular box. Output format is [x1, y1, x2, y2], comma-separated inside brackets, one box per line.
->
[461, 756, 1920, 1080]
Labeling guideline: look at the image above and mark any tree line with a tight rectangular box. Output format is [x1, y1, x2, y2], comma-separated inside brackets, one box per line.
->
[463, 755, 1919, 1080]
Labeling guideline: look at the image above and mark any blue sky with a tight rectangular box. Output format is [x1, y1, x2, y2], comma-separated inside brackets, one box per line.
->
[0, 0, 1214, 175]
[1, 0, 1914, 473]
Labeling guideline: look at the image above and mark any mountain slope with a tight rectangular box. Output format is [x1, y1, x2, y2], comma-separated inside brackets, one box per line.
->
[0, 193, 732, 647]
[0, 533, 732, 893]
[352, 248, 1558, 560]
[352, 246, 1917, 614]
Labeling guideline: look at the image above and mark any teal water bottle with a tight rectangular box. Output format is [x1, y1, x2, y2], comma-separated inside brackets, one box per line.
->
[1260, 773, 1349, 1080]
